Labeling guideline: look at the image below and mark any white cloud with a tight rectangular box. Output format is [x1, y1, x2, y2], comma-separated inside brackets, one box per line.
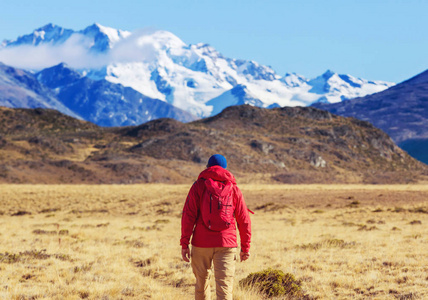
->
[110, 28, 158, 64]
[0, 29, 158, 70]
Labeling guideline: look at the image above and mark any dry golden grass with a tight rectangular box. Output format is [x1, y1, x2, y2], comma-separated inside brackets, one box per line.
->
[0, 184, 427, 299]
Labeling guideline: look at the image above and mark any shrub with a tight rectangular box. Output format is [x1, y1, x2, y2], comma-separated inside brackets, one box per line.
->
[255, 202, 287, 212]
[409, 220, 422, 225]
[239, 268, 305, 298]
[346, 201, 360, 208]
[358, 225, 378, 231]
[11, 211, 31, 216]
[392, 207, 406, 213]
[408, 207, 428, 214]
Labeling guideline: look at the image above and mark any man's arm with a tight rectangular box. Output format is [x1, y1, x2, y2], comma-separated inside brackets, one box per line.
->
[180, 181, 200, 261]
[234, 186, 251, 256]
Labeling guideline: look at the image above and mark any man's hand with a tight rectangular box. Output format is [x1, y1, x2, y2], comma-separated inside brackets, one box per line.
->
[182, 248, 190, 262]
[240, 251, 250, 262]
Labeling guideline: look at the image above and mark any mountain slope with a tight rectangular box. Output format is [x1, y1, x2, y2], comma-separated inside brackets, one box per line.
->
[205, 84, 273, 116]
[0, 105, 426, 184]
[36, 63, 197, 126]
[0, 63, 81, 119]
[313, 69, 428, 164]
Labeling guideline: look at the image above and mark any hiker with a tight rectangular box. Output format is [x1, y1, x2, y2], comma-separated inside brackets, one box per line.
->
[180, 154, 252, 300]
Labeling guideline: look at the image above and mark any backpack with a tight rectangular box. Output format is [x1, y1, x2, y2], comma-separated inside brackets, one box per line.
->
[200, 178, 235, 231]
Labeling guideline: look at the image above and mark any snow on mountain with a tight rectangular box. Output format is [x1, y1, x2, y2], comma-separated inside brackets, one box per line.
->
[84, 28, 395, 117]
[281, 73, 308, 87]
[307, 70, 393, 104]
[1, 23, 395, 120]
[36, 63, 196, 126]
[90, 34, 333, 117]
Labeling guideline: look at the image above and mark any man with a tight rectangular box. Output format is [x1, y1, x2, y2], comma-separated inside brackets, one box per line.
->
[180, 154, 252, 300]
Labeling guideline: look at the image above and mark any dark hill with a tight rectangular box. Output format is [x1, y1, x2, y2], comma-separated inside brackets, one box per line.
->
[0, 106, 98, 135]
[313, 69, 428, 164]
[0, 105, 426, 184]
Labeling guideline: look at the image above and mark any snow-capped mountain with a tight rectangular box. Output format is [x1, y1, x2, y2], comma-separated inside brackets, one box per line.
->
[1, 23, 394, 120]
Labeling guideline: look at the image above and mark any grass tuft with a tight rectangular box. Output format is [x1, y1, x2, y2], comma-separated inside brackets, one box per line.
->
[0, 249, 71, 263]
[297, 239, 356, 250]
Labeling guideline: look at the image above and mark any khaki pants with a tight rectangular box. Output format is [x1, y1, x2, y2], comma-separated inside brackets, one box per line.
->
[191, 246, 237, 300]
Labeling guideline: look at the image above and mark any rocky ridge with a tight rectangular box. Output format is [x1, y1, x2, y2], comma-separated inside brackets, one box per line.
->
[0, 105, 426, 184]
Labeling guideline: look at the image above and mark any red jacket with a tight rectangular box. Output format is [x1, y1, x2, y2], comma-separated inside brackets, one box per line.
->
[180, 166, 251, 252]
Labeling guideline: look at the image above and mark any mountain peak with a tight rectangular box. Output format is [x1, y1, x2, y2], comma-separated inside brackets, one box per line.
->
[282, 72, 308, 87]
[322, 69, 336, 78]
[83, 23, 127, 37]
[37, 23, 57, 31]
[192, 43, 222, 58]
[3, 23, 73, 47]
[36, 63, 83, 89]
[149, 30, 186, 49]
[79, 23, 131, 52]
[401, 69, 428, 85]
[82, 23, 102, 32]
[230, 84, 252, 98]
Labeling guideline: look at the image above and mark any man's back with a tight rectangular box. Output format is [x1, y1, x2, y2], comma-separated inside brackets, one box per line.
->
[180, 154, 252, 299]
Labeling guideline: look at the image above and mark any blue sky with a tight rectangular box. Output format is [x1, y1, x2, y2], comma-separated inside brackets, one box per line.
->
[1, 0, 427, 83]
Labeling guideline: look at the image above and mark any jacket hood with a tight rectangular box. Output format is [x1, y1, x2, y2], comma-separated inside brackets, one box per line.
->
[198, 166, 236, 184]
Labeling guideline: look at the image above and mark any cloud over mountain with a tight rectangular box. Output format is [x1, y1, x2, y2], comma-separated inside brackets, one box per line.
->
[0, 27, 159, 69]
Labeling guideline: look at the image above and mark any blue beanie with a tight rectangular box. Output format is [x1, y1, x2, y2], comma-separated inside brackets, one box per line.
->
[208, 154, 227, 169]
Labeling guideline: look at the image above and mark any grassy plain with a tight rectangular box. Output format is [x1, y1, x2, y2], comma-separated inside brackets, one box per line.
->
[0, 184, 427, 299]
